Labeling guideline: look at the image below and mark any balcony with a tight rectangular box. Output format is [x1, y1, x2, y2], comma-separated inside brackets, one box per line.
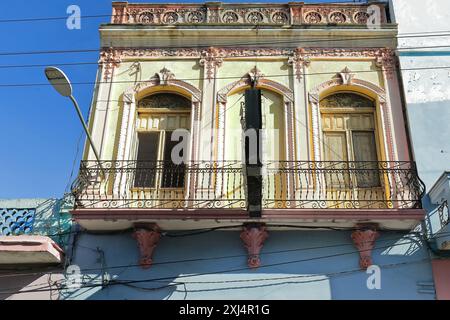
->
[71, 160, 425, 230]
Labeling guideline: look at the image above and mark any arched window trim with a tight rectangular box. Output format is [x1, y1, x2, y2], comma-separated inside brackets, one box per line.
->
[308, 77, 394, 164]
[216, 67, 295, 166]
[115, 68, 201, 167]
[137, 92, 192, 111]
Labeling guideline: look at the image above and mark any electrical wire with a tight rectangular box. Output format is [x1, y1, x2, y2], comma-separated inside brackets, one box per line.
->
[0, 237, 433, 295]
[0, 31, 450, 58]
[0, 228, 442, 283]
[2, 63, 450, 89]
[0, 0, 372, 24]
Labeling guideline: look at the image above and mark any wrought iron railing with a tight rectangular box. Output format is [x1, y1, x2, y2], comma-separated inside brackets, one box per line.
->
[72, 160, 425, 210]
[438, 200, 449, 227]
[72, 161, 246, 210]
[263, 161, 425, 209]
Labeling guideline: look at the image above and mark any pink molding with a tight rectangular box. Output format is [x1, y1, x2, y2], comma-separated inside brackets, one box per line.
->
[0, 235, 64, 265]
[71, 208, 425, 221]
[351, 227, 379, 269]
[132, 224, 161, 269]
[240, 224, 269, 268]
[110, 2, 387, 26]
[432, 259, 450, 300]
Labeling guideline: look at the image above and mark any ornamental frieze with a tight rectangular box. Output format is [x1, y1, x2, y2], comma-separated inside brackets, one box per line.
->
[101, 47, 395, 61]
[99, 47, 397, 80]
[111, 3, 386, 26]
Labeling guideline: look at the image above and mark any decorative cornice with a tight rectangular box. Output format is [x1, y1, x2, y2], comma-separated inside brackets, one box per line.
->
[111, 2, 387, 26]
[101, 47, 396, 62]
[99, 47, 122, 81]
[99, 46, 397, 84]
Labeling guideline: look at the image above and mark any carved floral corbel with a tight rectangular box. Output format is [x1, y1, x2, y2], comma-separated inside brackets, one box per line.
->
[100, 47, 122, 81]
[199, 47, 223, 82]
[287, 48, 310, 81]
[375, 48, 397, 80]
[132, 223, 161, 269]
[240, 223, 269, 268]
[351, 225, 379, 269]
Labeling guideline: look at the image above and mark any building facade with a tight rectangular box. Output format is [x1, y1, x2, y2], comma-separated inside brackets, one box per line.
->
[60, 1, 434, 299]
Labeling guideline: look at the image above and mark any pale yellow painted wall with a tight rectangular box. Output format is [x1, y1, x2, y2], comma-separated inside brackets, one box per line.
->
[217, 60, 291, 92]
[94, 57, 387, 162]
[224, 89, 286, 161]
[306, 60, 384, 92]
[101, 60, 202, 160]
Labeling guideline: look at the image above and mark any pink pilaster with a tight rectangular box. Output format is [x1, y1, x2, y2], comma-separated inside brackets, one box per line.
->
[132, 224, 161, 269]
[432, 259, 450, 300]
[351, 227, 379, 269]
[240, 224, 269, 268]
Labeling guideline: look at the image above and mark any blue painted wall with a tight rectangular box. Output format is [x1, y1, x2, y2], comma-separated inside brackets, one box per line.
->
[62, 230, 434, 300]
[398, 54, 450, 191]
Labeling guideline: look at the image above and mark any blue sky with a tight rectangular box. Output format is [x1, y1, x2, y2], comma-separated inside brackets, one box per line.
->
[0, 0, 363, 199]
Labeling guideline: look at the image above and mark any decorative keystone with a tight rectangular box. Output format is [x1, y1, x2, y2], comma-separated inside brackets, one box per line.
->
[240, 223, 268, 268]
[132, 224, 161, 269]
[351, 225, 379, 269]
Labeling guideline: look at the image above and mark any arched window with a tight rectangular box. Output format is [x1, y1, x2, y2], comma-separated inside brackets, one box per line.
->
[134, 93, 191, 188]
[320, 92, 380, 188]
[224, 89, 286, 162]
[138, 93, 191, 109]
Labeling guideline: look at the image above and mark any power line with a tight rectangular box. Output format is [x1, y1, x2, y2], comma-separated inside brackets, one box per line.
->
[0, 229, 435, 281]
[3, 258, 431, 296]
[0, 0, 382, 24]
[0, 236, 433, 295]
[53, 238, 435, 293]
[66, 258, 430, 296]
[1, 32, 450, 57]
[3, 64, 450, 88]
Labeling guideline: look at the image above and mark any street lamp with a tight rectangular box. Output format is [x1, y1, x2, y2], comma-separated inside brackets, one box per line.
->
[45, 66, 105, 179]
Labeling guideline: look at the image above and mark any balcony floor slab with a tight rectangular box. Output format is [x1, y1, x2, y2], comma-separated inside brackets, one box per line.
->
[71, 208, 425, 231]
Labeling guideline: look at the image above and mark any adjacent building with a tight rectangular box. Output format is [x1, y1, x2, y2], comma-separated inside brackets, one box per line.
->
[389, 0, 450, 300]
[0, 197, 72, 299]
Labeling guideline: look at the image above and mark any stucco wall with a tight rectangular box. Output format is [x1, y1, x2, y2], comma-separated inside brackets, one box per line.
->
[398, 55, 450, 190]
[390, 0, 450, 191]
[0, 198, 71, 300]
[62, 231, 434, 300]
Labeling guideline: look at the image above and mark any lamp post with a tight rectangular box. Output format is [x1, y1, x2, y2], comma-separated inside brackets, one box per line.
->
[44, 66, 105, 179]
